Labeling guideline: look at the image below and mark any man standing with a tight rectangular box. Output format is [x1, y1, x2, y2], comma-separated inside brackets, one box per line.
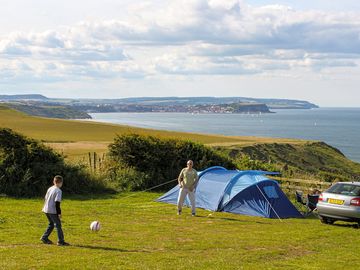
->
[177, 160, 199, 216]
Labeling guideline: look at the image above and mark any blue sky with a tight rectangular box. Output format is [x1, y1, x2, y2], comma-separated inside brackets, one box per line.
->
[0, 0, 359, 106]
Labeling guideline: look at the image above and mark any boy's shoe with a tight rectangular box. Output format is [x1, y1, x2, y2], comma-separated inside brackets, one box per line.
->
[57, 241, 70, 246]
[192, 213, 196, 217]
[40, 238, 53, 245]
[177, 210, 182, 215]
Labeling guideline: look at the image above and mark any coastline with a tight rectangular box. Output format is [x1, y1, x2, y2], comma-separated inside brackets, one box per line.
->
[88, 108, 360, 163]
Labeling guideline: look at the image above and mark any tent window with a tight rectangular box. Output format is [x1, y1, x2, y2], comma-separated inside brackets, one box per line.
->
[263, 186, 279, 199]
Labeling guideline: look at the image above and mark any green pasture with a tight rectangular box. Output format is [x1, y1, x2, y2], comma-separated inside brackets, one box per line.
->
[0, 193, 359, 270]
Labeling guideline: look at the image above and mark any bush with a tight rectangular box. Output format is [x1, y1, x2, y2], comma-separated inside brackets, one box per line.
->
[105, 163, 149, 192]
[0, 128, 107, 197]
[318, 171, 346, 183]
[234, 155, 279, 172]
[107, 134, 236, 190]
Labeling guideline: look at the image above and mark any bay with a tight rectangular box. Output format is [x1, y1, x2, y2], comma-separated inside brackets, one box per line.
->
[89, 108, 360, 163]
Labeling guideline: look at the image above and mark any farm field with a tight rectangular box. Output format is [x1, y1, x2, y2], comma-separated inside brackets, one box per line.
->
[0, 192, 359, 270]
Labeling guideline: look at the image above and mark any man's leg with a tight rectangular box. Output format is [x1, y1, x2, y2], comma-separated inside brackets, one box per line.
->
[188, 191, 196, 215]
[41, 213, 54, 242]
[177, 188, 188, 214]
[49, 214, 65, 244]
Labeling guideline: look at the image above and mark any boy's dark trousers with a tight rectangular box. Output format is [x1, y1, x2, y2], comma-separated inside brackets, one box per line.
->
[41, 213, 65, 243]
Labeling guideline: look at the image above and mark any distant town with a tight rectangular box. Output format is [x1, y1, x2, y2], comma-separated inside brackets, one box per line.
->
[0, 94, 319, 119]
[74, 102, 272, 114]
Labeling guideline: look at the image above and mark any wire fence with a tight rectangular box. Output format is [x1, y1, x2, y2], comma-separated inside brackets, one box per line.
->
[273, 177, 332, 197]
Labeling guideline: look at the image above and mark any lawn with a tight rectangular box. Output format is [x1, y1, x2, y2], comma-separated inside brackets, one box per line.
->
[0, 193, 359, 270]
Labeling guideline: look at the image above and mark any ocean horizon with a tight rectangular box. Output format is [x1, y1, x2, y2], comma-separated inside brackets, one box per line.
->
[88, 107, 360, 163]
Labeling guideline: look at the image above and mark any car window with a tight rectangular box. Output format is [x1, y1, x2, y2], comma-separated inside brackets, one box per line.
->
[327, 184, 360, 196]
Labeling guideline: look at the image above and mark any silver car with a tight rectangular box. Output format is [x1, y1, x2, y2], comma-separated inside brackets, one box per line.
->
[317, 182, 360, 225]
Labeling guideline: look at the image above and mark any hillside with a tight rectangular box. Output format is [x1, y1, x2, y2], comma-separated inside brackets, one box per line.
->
[215, 142, 360, 182]
[227, 103, 271, 113]
[0, 105, 295, 143]
[1, 105, 359, 183]
[92, 96, 319, 109]
[6, 103, 91, 119]
[74, 101, 272, 114]
[0, 94, 319, 110]
[0, 94, 48, 100]
[0, 105, 303, 160]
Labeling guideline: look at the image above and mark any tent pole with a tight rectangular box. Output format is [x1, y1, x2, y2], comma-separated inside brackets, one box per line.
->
[255, 184, 283, 222]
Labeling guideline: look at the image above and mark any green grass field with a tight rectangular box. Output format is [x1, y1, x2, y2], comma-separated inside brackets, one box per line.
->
[1, 193, 359, 270]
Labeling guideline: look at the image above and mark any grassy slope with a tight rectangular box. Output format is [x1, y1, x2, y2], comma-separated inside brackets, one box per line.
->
[0, 105, 304, 160]
[218, 142, 360, 180]
[1, 105, 359, 177]
[1, 105, 359, 181]
[7, 103, 91, 119]
[1, 193, 359, 270]
[0, 105, 238, 143]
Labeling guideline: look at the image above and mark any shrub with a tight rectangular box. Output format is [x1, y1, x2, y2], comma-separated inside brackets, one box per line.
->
[0, 128, 108, 197]
[234, 155, 279, 172]
[107, 134, 235, 190]
[105, 163, 149, 192]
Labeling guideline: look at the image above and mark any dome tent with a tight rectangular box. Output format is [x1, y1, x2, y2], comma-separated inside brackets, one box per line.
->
[156, 166, 302, 219]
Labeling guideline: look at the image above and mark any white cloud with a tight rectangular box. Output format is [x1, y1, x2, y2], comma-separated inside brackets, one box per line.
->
[0, 0, 360, 84]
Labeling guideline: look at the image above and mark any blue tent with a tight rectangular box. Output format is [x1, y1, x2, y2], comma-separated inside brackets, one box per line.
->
[157, 166, 302, 219]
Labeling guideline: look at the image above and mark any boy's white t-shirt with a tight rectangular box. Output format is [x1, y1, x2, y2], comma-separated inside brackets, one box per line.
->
[42, 186, 62, 214]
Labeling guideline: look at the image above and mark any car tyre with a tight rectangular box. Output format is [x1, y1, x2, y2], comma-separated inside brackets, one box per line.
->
[319, 216, 334, 225]
[319, 216, 328, 224]
[327, 219, 335, 225]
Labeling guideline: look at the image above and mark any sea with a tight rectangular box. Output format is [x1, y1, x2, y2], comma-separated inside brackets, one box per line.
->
[89, 108, 360, 163]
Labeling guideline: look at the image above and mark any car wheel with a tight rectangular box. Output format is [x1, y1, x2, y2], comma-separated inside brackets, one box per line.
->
[319, 216, 334, 224]
[327, 219, 335, 225]
[319, 216, 328, 224]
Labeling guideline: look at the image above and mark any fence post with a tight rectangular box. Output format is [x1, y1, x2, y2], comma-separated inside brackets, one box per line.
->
[93, 152, 97, 171]
[88, 152, 92, 171]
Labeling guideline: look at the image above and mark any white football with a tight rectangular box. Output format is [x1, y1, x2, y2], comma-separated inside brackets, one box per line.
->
[90, 221, 101, 232]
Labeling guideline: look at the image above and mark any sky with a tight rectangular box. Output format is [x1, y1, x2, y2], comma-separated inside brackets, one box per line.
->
[0, 0, 360, 106]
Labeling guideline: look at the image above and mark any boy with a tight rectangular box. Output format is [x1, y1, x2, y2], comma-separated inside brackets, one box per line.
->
[40, 175, 70, 246]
